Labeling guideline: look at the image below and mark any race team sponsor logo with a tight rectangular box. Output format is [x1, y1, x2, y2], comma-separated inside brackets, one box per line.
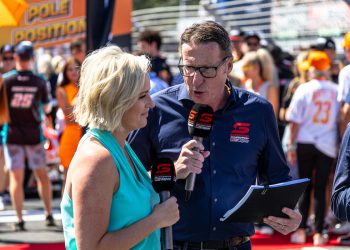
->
[230, 122, 251, 143]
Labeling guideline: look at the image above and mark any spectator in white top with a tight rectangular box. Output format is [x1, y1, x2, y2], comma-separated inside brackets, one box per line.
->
[286, 50, 339, 246]
[338, 32, 350, 137]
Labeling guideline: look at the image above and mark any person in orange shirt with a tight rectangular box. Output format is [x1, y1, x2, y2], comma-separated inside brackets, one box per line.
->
[56, 58, 82, 184]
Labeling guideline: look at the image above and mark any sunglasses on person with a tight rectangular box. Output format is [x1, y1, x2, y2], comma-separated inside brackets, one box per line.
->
[3, 56, 14, 61]
[178, 56, 230, 78]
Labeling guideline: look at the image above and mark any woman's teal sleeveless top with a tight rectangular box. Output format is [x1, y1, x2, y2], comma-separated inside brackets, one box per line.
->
[61, 129, 160, 250]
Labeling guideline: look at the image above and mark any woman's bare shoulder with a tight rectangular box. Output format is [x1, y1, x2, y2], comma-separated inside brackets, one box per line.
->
[68, 138, 118, 193]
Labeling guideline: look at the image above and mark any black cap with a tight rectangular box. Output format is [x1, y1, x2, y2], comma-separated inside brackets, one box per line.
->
[311, 37, 336, 51]
[15, 41, 34, 60]
[188, 104, 214, 138]
[244, 31, 261, 41]
[1, 44, 14, 55]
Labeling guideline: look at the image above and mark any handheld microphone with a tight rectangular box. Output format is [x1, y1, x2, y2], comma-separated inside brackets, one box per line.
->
[186, 104, 214, 201]
[151, 158, 176, 250]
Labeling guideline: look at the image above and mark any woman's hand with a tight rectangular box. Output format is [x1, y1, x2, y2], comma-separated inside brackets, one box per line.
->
[151, 196, 179, 228]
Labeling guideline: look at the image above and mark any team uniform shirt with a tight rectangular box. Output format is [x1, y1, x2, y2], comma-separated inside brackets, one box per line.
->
[338, 65, 350, 102]
[128, 82, 290, 241]
[286, 79, 339, 158]
[3, 70, 50, 145]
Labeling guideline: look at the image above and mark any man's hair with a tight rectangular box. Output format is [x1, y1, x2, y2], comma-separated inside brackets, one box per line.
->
[138, 30, 162, 50]
[15, 41, 34, 61]
[74, 45, 150, 132]
[70, 38, 85, 52]
[180, 21, 232, 57]
[241, 48, 274, 81]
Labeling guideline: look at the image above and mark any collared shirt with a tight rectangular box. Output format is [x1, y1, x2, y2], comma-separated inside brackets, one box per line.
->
[286, 79, 339, 158]
[128, 82, 290, 241]
[332, 124, 350, 221]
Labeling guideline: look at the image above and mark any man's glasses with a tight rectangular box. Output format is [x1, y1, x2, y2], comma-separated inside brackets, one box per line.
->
[3, 56, 14, 61]
[178, 56, 230, 78]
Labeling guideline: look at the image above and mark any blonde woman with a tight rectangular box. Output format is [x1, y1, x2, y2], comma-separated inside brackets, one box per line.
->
[241, 48, 279, 116]
[60, 46, 179, 250]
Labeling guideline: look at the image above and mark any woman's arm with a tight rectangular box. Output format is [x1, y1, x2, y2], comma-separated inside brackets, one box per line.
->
[56, 87, 75, 121]
[287, 122, 299, 166]
[70, 141, 178, 250]
[267, 84, 279, 117]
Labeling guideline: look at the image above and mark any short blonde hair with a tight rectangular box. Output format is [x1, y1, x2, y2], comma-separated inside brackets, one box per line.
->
[74, 45, 150, 131]
[241, 48, 274, 81]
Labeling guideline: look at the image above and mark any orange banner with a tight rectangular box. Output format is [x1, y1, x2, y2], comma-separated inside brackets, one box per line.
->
[112, 0, 132, 36]
[0, 0, 86, 48]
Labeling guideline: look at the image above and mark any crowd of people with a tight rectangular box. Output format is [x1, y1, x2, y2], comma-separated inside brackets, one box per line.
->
[1, 20, 350, 249]
[0, 38, 87, 231]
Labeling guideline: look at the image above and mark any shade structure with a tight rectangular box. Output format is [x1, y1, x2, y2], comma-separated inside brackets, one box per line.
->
[0, 0, 28, 27]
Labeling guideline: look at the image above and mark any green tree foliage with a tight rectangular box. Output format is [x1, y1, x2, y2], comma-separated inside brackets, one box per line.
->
[133, 0, 200, 10]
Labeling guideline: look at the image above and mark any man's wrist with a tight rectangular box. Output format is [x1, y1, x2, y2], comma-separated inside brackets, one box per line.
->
[287, 143, 297, 152]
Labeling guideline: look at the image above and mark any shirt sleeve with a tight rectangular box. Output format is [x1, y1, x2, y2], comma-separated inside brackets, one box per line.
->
[286, 85, 306, 124]
[338, 68, 350, 102]
[331, 124, 350, 221]
[259, 102, 291, 185]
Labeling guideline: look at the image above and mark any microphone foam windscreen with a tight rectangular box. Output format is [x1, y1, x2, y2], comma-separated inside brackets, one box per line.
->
[151, 158, 176, 193]
[188, 104, 214, 138]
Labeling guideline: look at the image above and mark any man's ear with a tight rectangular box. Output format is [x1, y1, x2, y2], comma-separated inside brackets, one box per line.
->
[226, 58, 233, 74]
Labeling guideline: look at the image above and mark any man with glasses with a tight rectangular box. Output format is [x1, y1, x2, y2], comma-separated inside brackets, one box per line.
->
[1, 44, 15, 74]
[129, 21, 301, 250]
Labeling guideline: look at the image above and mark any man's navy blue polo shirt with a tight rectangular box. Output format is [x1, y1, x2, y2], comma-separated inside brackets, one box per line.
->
[128, 82, 290, 241]
[332, 124, 350, 221]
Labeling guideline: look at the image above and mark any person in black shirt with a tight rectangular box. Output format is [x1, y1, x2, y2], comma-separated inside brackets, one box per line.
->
[3, 41, 56, 231]
[137, 30, 173, 85]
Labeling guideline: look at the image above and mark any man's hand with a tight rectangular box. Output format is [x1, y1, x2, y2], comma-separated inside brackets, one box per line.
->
[174, 140, 210, 179]
[263, 208, 302, 235]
